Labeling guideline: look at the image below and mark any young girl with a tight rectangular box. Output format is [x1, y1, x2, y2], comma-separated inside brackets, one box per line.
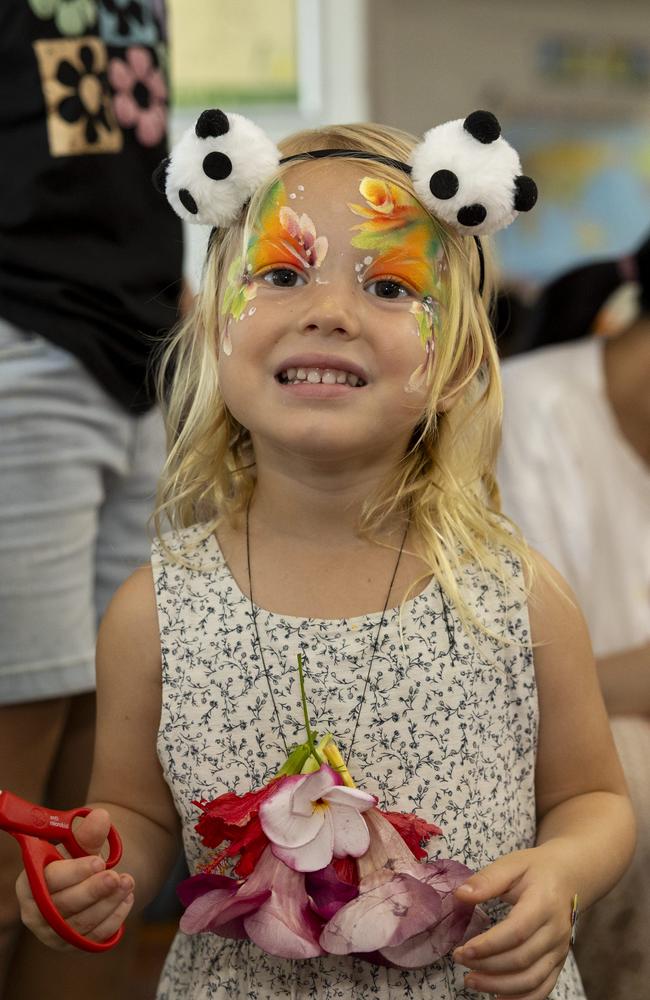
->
[17, 112, 634, 1000]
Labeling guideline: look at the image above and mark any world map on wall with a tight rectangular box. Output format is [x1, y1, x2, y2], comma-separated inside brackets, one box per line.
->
[494, 122, 650, 284]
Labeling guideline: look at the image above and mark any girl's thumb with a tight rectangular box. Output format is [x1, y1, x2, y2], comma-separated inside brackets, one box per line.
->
[454, 854, 523, 905]
[72, 808, 112, 857]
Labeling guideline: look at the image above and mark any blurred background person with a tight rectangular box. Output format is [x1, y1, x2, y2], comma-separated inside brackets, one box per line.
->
[498, 233, 650, 1000]
[0, 1, 182, 998]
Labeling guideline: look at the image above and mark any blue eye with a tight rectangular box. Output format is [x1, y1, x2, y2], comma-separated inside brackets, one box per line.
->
[365, 279, 411, 299]
[262, 268, 306, 288]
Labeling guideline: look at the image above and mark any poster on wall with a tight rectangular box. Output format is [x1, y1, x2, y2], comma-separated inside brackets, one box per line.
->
[495, 121, 650, 286]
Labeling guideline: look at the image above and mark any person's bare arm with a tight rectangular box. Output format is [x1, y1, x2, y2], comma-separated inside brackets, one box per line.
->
[453, 550, 636, 1000]
[17, 566, 181, 948]
[594, 642, 650, 717]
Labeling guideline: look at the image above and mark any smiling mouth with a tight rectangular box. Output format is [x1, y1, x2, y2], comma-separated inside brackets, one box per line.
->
[276, 366, 367, 387]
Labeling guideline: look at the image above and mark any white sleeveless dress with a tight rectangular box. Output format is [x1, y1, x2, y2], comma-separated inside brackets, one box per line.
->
[152, 525, 585, 1000]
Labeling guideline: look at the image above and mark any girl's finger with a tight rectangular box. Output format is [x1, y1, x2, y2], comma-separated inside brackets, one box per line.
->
[455, 890, 548, 961]
[464, 953, 563, 998]
[454, 851, 531, 906]
[492, 961, 565, 1000]
[66, 889, 133, 941]
[43, 856, 106, 893]
[70, 809, 112, 858]
[82, 891, 135, 944]
[456, 921, 557, 975]
[51, 870, 133, 919]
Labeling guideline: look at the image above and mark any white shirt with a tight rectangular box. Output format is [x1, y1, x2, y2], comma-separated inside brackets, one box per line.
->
[498, 337, 650, 657]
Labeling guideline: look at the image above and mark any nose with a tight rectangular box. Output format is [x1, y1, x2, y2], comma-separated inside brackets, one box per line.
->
[297, 282, 361, 340]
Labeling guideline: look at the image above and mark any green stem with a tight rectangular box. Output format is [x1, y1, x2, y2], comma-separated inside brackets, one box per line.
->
[298, 654, 322, 768]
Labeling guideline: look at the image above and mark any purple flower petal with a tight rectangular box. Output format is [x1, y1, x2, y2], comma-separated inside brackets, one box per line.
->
[177, 872, 236, 908]
[319, 871, 442, 954]
[306, 864, 359, 920]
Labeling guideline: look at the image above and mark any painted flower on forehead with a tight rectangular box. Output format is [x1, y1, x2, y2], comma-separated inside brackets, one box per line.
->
[247, 179, 328, 275]
[278, 207, 328, 268]
[349, 176, 446, 316]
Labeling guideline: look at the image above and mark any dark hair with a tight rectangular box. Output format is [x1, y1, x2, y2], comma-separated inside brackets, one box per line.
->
[524, 230, 650, 351]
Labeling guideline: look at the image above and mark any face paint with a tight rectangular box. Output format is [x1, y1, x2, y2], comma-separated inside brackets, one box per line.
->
[220, 179, 328, 353]
[248, 179, 328, 274]
[348, 177, 446, 381]
[220, 253, 258, 354]
[407, 296, 439, 391]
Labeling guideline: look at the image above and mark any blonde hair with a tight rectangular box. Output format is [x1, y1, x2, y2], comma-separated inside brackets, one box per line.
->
[154, 121, 534, 637]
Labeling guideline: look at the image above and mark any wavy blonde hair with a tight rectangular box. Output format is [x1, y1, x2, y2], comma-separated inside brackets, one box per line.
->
[154, 121, 534, 637]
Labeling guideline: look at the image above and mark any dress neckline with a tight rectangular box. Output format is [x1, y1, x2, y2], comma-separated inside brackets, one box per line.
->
[205, 529, 441, 627]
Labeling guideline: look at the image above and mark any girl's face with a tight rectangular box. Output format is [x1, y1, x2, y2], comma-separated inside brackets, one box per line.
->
[217, 161, 446, 467]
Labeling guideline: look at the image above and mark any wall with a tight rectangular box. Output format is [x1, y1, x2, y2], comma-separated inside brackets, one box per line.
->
[366, 0, 650, 134]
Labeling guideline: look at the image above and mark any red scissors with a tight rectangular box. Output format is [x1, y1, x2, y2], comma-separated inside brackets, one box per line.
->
[0, 789, 124, 952]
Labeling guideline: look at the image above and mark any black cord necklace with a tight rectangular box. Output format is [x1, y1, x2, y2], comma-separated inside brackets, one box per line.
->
[245, 496, 408, 762]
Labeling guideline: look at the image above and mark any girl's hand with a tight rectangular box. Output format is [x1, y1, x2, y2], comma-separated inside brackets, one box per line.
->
[452, 846, 575, 1000]
[16, 808, 135, 951]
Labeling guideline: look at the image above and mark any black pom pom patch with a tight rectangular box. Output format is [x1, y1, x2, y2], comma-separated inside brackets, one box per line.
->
[457, 204, 487, 227]
[429, 169, 459, 200]
[202, 151, 233, 181]
[152, 157, 169, 194]
[196, 109, 230, 140]
[179, 188, 198, 215]
[464, 111, 501, 144]
[513, 175, 538, 212]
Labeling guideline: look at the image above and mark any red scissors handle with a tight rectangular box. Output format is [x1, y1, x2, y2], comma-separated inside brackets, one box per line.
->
[1, 791, 124, 953]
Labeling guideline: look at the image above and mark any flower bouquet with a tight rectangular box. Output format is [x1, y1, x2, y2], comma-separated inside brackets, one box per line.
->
[178, 657, 487, 966]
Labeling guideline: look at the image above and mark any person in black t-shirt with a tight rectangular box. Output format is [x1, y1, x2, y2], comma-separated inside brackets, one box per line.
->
[0, 2, 183, 996]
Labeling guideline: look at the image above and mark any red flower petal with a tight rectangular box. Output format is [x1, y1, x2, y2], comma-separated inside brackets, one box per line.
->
[379, 810, 442, 859]
[194, 777, 286, 847]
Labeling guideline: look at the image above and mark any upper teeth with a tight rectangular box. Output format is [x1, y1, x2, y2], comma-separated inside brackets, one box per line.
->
[278, 367, 365, 386]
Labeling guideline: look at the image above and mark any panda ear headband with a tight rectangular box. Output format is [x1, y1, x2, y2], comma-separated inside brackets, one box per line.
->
[153, 108, 537, 295]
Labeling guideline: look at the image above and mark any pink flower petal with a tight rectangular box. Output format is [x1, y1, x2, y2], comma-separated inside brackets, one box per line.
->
[279, 206, 300, 239]
[319, 871, 442, 954]
[108, 57, 135, 92]
[147, 68, 168, 102]
[259, 777, 324, 847]
[127, 46, 153, 80]
[323, 786, 376, 811]
[206, 887, 272, 936]
[177, 872, 235, 908]
[136, 106, 166, 147]
[357, 808, 421, 880]
[271, 813, 334, 872]
[299, 213, 316, 242]
[179, 886, 238, 934]
[113, 93, 139, 128]
[291, 766, 337, 816]
[330, 804, 370, 858]
[310, 235, 329, 267]
[243, 849, 324, 958]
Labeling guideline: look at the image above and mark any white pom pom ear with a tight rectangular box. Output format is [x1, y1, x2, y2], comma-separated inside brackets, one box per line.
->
[157, 109, 281, 227]
[410, 110, 537, 236]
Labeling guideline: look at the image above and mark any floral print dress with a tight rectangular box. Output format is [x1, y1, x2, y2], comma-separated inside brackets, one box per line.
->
[152, 526, 585, 1000]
